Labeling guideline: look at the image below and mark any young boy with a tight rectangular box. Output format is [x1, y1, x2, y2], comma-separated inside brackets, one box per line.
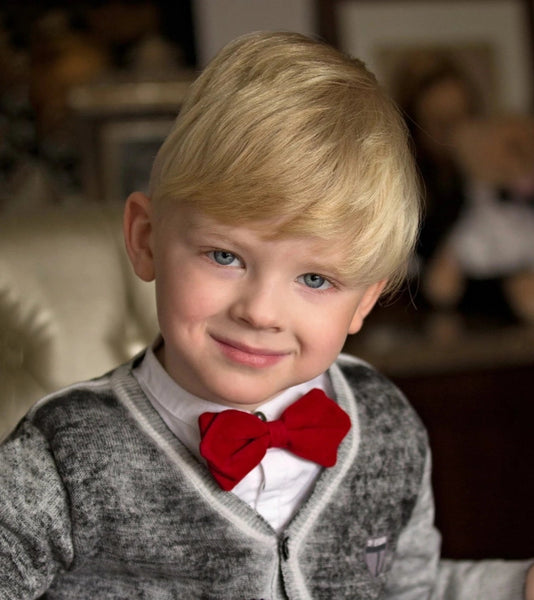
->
[0, 31, 532, 599]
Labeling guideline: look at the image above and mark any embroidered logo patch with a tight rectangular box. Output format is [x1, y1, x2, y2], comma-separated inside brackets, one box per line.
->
[365, 536, 388, 577]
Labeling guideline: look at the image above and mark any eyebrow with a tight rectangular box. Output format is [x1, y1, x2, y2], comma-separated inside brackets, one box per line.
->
[189, 226, 241, 246]
[186, 216, 354, 281]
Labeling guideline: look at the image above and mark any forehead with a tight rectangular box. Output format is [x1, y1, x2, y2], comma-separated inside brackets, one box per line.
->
[171, 204, 353, 269]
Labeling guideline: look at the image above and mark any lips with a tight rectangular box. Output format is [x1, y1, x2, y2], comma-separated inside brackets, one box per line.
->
[211, 335, 289, 368]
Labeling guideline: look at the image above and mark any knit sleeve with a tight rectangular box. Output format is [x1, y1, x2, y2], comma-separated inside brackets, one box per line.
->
[383, 449, 441, 600]
[0, 419, 73, 599]
[432, 558, 532, 600]
[384, 448, 533, 600]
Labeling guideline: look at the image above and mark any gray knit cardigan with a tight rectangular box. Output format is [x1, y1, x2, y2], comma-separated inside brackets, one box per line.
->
[0, 353, 530, 599]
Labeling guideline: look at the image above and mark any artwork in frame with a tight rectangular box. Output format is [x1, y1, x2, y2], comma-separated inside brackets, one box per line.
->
[69, 77, 194, 203]
[318, 0, 533, 114]
[99, 118, 175, 203]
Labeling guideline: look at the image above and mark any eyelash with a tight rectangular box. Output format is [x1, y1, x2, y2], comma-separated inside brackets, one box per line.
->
[206, 249, 336, 291]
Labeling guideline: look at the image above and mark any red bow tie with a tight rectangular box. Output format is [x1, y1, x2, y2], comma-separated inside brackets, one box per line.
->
[198, 388, 351, 491]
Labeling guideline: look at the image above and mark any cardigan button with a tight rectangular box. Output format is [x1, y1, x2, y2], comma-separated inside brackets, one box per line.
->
[281, 536, 290, 560]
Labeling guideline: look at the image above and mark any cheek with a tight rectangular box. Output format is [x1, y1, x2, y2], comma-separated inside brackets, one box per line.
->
[300, 307, 356, 357]
[155, 270, 225, 326]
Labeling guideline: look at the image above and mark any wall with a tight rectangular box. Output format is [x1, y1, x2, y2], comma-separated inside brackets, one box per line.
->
[192, 0, 316, 66]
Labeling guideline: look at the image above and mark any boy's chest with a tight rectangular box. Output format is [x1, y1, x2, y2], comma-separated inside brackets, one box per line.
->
[50, 417, 421, 599]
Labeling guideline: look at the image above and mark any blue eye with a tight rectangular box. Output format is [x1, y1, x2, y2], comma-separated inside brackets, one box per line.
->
[299, 273, 332, 290]
[210, 250, 240, 266]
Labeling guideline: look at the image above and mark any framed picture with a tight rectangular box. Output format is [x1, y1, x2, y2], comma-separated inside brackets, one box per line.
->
[99, 118, 174, 203]
[69, 77, 195, 203]
[318, 0, 533, 113]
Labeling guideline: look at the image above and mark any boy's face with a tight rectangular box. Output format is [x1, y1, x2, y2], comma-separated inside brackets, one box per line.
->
[125, 193, 385, 411]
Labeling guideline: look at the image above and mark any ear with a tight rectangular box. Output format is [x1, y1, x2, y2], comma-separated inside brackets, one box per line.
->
[348, 280, 387, 335]
[123, 192, 155, 282]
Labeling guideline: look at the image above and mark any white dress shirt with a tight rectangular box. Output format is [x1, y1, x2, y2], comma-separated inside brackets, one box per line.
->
[133, 343, 334, 532]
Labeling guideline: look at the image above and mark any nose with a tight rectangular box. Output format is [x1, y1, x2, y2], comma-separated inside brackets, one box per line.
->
[230, 278, 283, 331]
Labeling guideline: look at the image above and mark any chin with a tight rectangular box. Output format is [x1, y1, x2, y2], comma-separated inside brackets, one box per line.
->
[208, 384, 280, 410]
[216, 393, 272, 410]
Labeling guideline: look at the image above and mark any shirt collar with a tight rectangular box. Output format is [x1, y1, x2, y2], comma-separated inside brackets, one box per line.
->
[134, 341, 335, 434]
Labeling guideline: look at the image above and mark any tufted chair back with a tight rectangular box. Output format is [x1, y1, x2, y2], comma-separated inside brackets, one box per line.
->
[0, 205, 158, 441]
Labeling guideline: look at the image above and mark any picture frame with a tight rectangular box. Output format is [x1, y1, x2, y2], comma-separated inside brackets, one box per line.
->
[317, 0, 534, 113]
[98, 118, 175, 203]
[69, 77, 195, 203]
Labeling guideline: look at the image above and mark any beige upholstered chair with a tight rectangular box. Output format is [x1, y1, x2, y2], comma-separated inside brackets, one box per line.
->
[0, 205, 158, 441]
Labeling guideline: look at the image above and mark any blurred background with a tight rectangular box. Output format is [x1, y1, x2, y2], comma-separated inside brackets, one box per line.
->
[1, 0, 533, 561]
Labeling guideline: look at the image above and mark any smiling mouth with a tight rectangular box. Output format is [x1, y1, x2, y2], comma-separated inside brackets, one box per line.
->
[211, 336, 289, 368]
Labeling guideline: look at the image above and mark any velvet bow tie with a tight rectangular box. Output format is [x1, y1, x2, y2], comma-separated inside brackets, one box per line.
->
[198, 388, 351, 491]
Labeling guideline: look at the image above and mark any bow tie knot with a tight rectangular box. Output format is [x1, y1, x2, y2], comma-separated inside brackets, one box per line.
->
[266, 419, 289, 448]
[199, 388, 351, 491]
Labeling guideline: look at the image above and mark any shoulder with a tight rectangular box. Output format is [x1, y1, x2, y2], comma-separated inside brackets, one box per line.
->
[12, 364, 155, 479]
[333, 353, 428, 444]
[334, 352, 416, 409]
[25, 368, 128, 442]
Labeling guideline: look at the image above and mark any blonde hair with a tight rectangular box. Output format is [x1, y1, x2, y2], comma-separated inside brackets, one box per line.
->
[150, 31, 420, 294]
